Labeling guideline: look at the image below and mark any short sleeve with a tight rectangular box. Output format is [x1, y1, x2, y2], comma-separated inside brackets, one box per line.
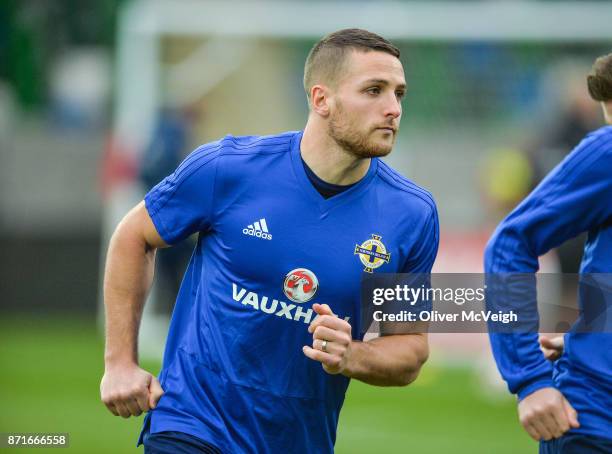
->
[144, 143, 220, 245]
[402, 204, 440, 273]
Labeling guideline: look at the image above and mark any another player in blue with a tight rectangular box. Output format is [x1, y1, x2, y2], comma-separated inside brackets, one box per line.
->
[100, 29, 438, 453]
[485, 53, 612, 453]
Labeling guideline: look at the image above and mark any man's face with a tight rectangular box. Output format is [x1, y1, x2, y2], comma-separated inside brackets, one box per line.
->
[327, 50, 406, 158]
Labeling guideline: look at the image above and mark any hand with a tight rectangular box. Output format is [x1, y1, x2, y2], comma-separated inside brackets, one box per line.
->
[539, 335, 564, 361]
[303, 303, 352, 375]
[100, 363, 164, 418]
[518, 387, 579, 441]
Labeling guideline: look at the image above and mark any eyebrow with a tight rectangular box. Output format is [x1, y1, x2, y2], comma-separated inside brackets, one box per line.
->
[362, 78, 406, 89]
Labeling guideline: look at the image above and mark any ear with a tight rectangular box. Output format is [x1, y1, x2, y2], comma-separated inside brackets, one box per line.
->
[310, 85, 331, 117]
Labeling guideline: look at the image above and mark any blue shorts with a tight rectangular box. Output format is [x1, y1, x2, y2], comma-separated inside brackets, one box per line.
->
[142, 429, 223, 454]
[540, 433, 612, 454]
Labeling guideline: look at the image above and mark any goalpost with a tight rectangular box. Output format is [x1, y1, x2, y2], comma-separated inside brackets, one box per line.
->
[103, 0, 612, 360]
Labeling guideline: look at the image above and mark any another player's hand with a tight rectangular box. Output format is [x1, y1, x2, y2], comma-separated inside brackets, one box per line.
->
[100, 363, 164, 418]
[518, 387, 579, 441]
[303, 303, 352, 375]
[539, 335, 564, 361]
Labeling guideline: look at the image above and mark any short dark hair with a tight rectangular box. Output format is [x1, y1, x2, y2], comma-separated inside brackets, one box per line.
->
[587, 53, 612, 102]
[303, 28, 400, 99]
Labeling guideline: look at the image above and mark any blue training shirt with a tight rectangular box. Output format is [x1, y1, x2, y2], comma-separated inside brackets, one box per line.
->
[138, 130, 439, 453]
[485, 125, 612, 440]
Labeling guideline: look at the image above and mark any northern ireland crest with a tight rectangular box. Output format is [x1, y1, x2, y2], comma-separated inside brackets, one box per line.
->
[354, 234, 391, 273]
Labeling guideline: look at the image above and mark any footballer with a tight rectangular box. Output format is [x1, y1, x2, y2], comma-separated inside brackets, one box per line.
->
[100, 29, 438, 453]
[485, 53, 612, 453]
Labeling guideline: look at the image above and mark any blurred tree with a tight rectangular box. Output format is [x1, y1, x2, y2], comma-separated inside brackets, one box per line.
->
[0, 0, 125, 110]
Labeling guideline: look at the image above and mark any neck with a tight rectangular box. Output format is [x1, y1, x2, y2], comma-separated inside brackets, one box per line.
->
[603, 101, 612, 125]
[300, 119, 371, 185]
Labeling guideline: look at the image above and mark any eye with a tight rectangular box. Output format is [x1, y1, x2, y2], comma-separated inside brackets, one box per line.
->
[366, 87, 381, 95]
[396, 90, 406, 100]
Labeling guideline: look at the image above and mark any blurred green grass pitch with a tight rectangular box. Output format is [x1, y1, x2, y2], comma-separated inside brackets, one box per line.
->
[0, 318, 534, 453]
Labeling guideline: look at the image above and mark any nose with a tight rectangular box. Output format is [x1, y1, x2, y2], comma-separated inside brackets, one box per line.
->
[384, 93, 402, 119]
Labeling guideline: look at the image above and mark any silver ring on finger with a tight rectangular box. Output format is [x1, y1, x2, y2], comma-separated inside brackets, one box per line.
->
[321, 340, 328, 353]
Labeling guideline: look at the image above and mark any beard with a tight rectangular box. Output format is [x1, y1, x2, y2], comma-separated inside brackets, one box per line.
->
[327, 102, 396, 158]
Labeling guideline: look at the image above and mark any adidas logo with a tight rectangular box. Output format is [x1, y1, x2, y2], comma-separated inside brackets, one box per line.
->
[242, 218, 272, 240]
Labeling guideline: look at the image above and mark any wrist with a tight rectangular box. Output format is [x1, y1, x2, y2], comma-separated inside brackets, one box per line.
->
[104, 354, 138, 370]
[516, 378, 555, 401]
[341, 340, 365, 378]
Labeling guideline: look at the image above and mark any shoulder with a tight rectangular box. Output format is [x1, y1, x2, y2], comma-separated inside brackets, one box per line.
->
[170, 131, 298, 184]
[159, 132, 299, 193]
[374, 159, 438, 218]
[181, 131, 297, 167]
[553, 125, 612, 180]
[585, 124, 612, 143]
[213, 131, 297, 158]
[571, 125, 612, 159]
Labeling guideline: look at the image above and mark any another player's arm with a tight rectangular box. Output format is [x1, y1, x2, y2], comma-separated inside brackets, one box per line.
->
[100, 201, 167, 418]
[485, 134, 612, 440]
[303, 304, 428, 386]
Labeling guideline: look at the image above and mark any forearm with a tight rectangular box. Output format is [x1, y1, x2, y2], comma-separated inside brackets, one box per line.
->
[485, 226, 552, 396]
[103, 218, 157, 367]
[343, 334, 428, 386]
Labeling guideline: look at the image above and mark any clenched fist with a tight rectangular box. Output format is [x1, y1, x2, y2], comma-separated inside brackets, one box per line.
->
[539, 335, 564, 362]
[518, 387, 579, 441]
[303, 303, 353, 375]
[100, 364, 164, 418]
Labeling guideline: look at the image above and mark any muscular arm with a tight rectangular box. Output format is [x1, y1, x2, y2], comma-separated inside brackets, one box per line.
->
[344, 334, 428, 386]
[100, 201, 168, 417]
[103, 201, 167, 364]
[303, 304, 428, 387]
